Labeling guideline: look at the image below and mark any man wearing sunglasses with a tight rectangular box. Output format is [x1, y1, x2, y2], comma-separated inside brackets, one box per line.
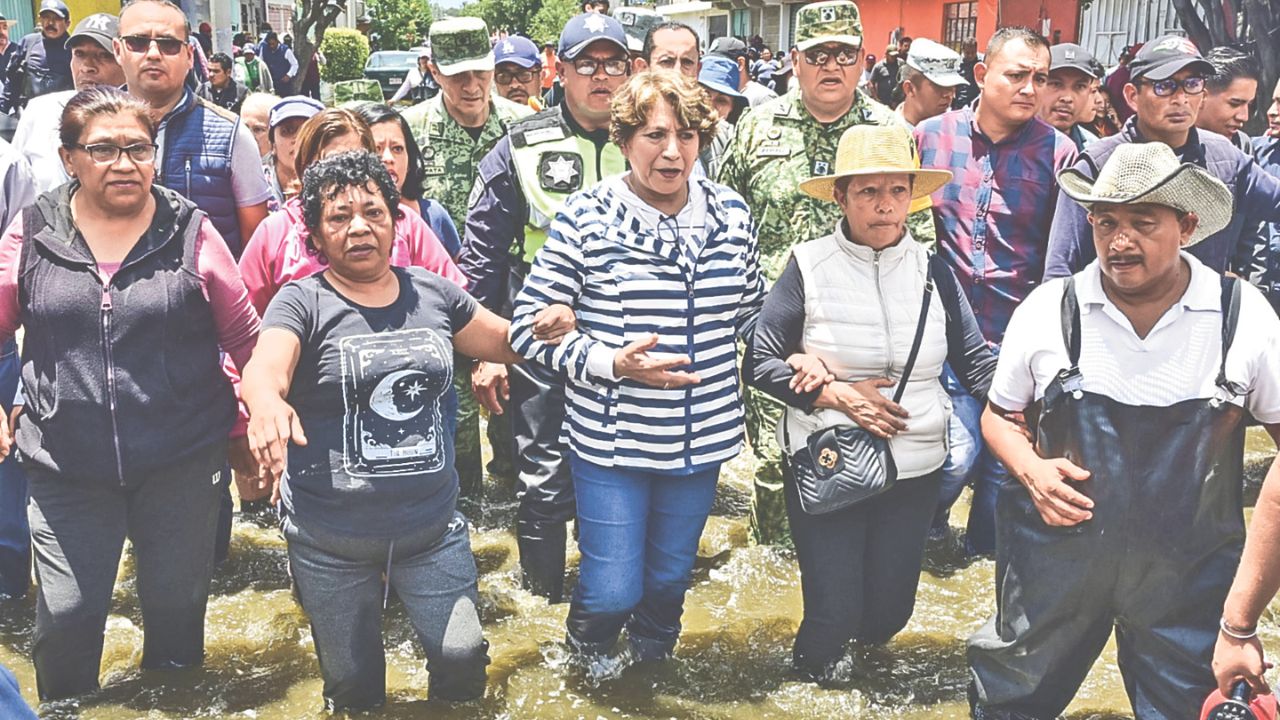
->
[462, 12, 630, 603]
[0, 0, 72, 113]
[718, 0, 930, 547]
[1045, 34, 1280, 282]
[113, 0, 270, 260]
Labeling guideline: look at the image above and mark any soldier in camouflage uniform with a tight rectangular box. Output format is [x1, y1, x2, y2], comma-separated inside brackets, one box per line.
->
[718, 0, 935, 545]
[401, 17, 531, 509]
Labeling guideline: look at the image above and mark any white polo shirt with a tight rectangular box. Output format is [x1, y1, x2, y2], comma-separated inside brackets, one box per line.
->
[990, 253, 1280, 423]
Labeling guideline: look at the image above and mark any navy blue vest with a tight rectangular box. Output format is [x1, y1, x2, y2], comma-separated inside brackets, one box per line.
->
[260, 42, 291, 87]
[17, 185, 236, 483]
[157, 90, 244, 255]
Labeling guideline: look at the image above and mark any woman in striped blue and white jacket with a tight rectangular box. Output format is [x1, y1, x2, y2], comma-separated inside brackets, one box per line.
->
[509, 72, 785, 675]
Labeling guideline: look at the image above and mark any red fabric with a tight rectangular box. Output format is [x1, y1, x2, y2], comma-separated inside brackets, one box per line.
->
[1201, 687, 1278, 720]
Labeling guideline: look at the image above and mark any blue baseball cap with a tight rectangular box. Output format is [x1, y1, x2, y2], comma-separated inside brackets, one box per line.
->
[558, 13, 628, 61]
[494, 35, 540, 68]
[268, 96, 324, 138]
[698, 56, 746, 103]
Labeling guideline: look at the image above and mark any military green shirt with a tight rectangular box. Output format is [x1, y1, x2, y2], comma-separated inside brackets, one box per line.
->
[718, 87, 934, 280]
[402, 93, 532, 230]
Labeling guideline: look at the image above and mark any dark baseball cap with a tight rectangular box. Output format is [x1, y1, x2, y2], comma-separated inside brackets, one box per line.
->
[1050, 43, 1099, 79]
[558, 13, 628, 61]
[38, 0, 70, 20]
[494, 35, 540, 68]
[708, 36, 748, 60]
[66, 13, 117, 54]
[1129, 34, 1213, 81]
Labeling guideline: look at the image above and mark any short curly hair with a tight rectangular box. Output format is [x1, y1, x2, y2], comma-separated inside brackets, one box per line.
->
[610, 71, 718, 151]
[300, 150, 401, 261]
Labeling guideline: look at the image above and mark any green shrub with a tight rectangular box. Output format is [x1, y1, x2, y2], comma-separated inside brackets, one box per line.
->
[330, 79, 386, 105]
[320, 28, 370, 82]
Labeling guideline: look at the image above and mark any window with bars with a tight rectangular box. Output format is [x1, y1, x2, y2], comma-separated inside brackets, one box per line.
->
[942, 1, 978, 51]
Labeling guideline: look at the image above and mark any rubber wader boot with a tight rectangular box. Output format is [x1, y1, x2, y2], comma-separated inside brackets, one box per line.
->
[517, 519, 567, 603]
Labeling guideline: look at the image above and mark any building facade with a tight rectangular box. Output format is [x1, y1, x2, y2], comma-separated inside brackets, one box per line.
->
[708, 0, 1082, 55]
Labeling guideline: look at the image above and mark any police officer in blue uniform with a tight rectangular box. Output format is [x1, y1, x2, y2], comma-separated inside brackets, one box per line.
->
[462, 13, 630, 602]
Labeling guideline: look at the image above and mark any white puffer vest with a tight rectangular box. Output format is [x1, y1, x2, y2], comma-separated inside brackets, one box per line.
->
[779, 225, 952, 480]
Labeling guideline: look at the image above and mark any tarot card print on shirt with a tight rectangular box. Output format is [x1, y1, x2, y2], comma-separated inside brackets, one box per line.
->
[339, 329, 453, 477]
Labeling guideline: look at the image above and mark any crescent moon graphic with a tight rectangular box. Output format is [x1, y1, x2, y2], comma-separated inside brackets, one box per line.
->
[368, 369, 429, 421]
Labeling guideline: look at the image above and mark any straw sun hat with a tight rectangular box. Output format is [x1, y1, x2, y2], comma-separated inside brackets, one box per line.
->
[798, 125, 952, 203]
[1057, 142, 1233, 246]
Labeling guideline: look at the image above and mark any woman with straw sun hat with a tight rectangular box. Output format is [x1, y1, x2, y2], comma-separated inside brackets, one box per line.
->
[745, 123, 997, 683]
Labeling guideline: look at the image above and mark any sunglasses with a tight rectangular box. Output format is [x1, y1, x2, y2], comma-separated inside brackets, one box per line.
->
[495, 68, 537, 85]
[802, 47, 859, 67]
[74, 142, 158, 164]
[1138, 76, 1206, 97]
[571, 57, 628, 77]
[121, 34, 186, 56]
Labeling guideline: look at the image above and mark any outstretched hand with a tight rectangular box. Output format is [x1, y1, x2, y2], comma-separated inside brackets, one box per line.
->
[612, 334, 701, 389]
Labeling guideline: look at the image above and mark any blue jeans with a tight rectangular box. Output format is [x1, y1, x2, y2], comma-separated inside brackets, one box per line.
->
[283, 511, 488, 710]
[565, 455, 719, 659]
[0, 339, 29, 598]
[0, 664, 35, 719]
[934, 363, 1005, 556]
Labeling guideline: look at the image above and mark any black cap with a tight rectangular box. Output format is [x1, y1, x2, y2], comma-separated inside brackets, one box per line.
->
[707, 37, 748, 60]
[1050, 43, 1099, 79]
[38, 0, 70, 20]
[1129, 34, 1213, 81]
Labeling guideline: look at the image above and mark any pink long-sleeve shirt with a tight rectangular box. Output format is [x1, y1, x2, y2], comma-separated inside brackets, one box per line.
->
[0, 211, 261, 370]
[238, 197, 468, 317]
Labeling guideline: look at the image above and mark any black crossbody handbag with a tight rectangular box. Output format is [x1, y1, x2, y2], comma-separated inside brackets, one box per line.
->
[784, 261, 936, 515]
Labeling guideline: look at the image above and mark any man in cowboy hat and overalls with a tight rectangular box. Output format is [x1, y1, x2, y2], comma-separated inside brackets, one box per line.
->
[968, 142, 1280, 718]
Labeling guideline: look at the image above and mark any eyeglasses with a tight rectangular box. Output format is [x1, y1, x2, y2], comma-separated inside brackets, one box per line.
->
[495, 68, 537, 85]
[74, 142, 158, 164]
[802, 47, 859, 67]
[1139, 76, 1206, 97]
[571, 57, 628, 77]
[121, 34, 185, 56]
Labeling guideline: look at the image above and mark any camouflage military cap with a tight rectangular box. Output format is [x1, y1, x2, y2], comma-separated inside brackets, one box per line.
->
[794, 1, 863, 52]
[429, 17, 494, 76]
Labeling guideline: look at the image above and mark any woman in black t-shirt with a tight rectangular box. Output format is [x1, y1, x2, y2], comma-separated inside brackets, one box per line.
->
[242, 151, 521, 711]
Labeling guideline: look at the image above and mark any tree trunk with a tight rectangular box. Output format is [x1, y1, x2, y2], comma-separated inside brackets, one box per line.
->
[1171, 0, 1216, 49]
[292, 0, 347, 98]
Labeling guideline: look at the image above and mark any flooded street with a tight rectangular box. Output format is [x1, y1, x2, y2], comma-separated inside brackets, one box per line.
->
[2, 428, 1278, 719]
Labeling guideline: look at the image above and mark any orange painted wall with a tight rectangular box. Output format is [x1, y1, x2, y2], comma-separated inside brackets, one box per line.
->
[999, 0, 1080, 43]
[857, 0, 945, 55]
[852, 0, 1078, 53]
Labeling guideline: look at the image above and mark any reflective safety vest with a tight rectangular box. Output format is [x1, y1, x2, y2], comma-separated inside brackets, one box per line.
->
[509, 108, 626, 263]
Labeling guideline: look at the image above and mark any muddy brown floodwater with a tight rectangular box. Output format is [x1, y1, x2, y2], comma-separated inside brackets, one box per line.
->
[2, 428, 1278, 719]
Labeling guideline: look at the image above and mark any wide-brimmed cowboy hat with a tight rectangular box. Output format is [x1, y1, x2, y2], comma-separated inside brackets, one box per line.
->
[798, 124, 952, 202]
[1057, 142, 1233, 246]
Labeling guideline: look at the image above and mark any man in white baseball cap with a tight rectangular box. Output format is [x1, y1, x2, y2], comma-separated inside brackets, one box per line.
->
[897, 37, 968, 128]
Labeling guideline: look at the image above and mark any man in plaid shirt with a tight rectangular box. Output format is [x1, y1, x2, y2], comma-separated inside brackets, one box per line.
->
[913, 26, 1077, 557]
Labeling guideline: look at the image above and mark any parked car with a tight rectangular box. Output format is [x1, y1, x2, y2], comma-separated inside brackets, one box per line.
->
[364, 50, 419, 99]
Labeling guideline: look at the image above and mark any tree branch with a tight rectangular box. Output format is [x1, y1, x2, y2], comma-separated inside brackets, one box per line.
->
[1171, 0, 1215, 49]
